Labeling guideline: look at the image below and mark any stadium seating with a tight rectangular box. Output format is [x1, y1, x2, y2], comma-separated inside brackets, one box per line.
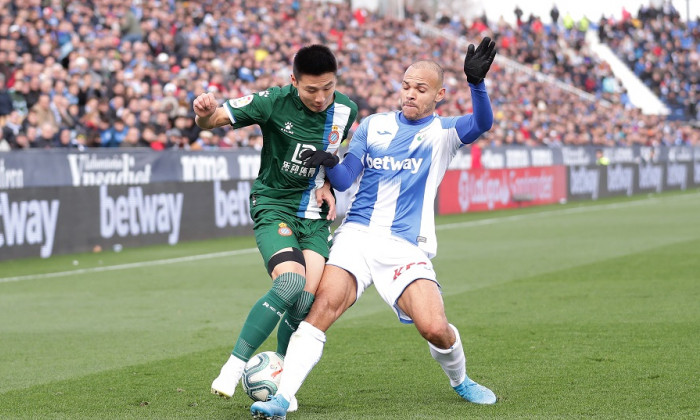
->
[0, 0, 697, 151]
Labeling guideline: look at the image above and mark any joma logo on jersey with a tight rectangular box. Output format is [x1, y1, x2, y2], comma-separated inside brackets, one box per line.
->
[393, 262, 428, 280]
[281, 121, 294, 135]
[366, 155, 424, 174]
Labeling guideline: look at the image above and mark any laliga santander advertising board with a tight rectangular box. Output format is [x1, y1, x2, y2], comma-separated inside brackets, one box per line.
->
[439, 167, 567, 214]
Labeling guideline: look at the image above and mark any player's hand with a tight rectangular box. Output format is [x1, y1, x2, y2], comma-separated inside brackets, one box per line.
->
[463, 37, 497, 85]
[300, 149, 339, 168]
[193, 92, 218, 118]
[316, 179, 337, 221]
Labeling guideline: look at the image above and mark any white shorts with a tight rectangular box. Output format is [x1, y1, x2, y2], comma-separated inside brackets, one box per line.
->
[327, 223, 438, 323]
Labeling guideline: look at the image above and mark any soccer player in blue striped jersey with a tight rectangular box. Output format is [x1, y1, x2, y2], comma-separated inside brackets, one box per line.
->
[252, 38, 499, 419]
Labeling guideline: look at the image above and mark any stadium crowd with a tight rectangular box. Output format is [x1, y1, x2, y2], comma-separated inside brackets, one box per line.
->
[599, 2, 699, 121]
[0, 0, 697, 151]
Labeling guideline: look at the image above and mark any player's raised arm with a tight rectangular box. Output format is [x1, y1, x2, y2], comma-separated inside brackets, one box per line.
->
[456, 37, 497, 143]
[193, 92, 231, 129]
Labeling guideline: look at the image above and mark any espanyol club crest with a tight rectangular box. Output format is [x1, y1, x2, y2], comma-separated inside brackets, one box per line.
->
[278, 223, 292, 236]
[328, 126, 340, 144]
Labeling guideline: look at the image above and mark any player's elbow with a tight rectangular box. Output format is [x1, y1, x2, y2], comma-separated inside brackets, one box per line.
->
[194, 116, 210, 130]
[477, 113, 493, 132]
[331, 179, 352, 192]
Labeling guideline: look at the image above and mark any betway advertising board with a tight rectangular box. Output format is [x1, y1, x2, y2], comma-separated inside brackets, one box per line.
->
[0, 181, 255, 261]
[567, 162, 697, 200]
[438, 166, 567, 214]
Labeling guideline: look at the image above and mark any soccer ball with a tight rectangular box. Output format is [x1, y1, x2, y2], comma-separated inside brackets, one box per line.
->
[241, 351, 284, 402]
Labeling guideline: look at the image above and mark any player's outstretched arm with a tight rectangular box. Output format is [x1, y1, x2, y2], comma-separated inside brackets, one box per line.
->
[193, 92, 231, 129]
[463, 37, 497, 86]
[325, 154, 363, 192]
[300, 149, 363, 192]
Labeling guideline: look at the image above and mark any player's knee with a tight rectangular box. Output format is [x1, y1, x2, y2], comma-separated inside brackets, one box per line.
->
[289, 291, 315, 320]
[418, 322, 452, 348]
[305, 294, 341, 327]
[270, 272, 306, 308]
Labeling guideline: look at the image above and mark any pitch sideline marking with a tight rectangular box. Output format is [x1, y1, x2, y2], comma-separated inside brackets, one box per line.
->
[0, 249, 258, 284]
[1, 193, 697, 284]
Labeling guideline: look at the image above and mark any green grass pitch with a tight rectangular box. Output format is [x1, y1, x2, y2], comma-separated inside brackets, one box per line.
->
[1, 191, 699, 419]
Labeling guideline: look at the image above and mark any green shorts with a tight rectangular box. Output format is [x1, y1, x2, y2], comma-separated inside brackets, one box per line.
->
[253, 208, 333, 267]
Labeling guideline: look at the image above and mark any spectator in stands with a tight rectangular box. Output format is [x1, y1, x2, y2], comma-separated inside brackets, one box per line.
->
[0, 126, 10, 151]
[100, 118, 128, 147]
[120, 127, 145, 148]
[0, 74, 12, 119]
[8, 78, 28, 116]
[55, 128, 71, 148]
[221, 130, 242, 149]
[32, 122, 56, 149]
[2, 111, 21, 147]
[12, 133, 30, 150]
[193, 130, 218, 150]
[550, 5, 560, 25]
[168, 128, 190, 150]
[150, 130, 168, 151]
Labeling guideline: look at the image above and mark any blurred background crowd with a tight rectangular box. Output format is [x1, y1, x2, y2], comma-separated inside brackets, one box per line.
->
[0, 0, 697, 151]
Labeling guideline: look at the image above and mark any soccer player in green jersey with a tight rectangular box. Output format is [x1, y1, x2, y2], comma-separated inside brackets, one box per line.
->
[193, 44, 358, 406]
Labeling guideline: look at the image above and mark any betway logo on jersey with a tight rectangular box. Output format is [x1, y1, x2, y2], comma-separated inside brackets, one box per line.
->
[100, 186, 183, 244]
[0, 193, 59, 258]
[68, 154, 152, 186]
[365, 155, 424, 174]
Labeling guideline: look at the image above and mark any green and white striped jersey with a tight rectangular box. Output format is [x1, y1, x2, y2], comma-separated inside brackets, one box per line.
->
[224, 84, 357, 219]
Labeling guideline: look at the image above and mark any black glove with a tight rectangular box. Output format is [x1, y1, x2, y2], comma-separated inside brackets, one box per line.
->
[463, 37, 497, 85]
[300, 149, 339, 168]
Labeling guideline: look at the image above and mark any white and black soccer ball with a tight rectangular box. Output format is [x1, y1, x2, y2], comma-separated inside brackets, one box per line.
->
[241, 351, 284, 402]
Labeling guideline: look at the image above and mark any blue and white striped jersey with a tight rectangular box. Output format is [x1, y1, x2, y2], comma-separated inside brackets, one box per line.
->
[340, 111, 473, 258]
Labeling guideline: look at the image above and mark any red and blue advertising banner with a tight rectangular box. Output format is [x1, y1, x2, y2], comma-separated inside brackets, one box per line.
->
[438, 166, 567, 214]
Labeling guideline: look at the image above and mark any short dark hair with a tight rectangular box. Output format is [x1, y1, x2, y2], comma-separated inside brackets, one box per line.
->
[293, 44, 337, 79]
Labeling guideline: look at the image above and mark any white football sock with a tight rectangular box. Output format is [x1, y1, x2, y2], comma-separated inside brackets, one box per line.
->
[222, 354, 246, 378]
[428, 324, 467, 387]
[277, 321, 326, 402]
